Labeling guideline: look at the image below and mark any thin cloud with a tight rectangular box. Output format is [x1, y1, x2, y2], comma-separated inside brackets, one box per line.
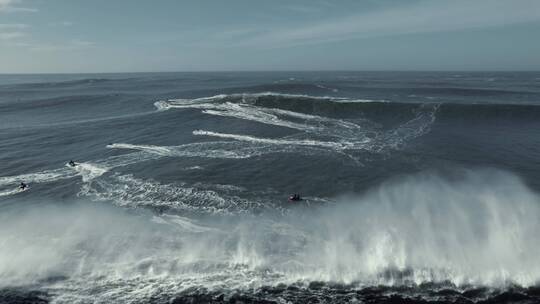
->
[71, 39, 94, 47]
[282, 4, 326, 14]
[0, 31, 25, 40]
[237, 0, 540, 48]
[0, 0, 37, 12]
[29, 39, 95, 51]
[0, 23, 29, 29]
[3, 40, 30, 47]
[0, 22, 28, 43]
[281, 0, 336, 14]
[49, 21, 74, 27]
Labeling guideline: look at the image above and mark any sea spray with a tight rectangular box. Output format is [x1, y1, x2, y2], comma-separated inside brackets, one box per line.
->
[1, 169, 539, 300]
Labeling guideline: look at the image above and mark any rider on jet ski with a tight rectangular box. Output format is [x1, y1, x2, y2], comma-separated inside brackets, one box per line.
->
[289, 193, 301, 201]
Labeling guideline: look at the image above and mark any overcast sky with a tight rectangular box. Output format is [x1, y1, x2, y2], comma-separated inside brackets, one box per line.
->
[1, 0, 539, 73]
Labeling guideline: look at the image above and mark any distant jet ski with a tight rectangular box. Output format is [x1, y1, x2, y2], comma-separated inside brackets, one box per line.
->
[68, 160, 77, 167]
[288, 194, 302, 202]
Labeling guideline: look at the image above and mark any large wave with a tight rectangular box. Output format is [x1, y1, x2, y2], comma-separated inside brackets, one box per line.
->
[155, 92, 540, 121]
[155, 92, 439, 154]
[0, 92, 437, 200]
[1, 169, 539, 303]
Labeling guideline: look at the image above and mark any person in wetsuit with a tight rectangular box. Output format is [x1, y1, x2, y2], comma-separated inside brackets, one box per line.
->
[68, 160, 76, 167]
[19, 182, 27, 190]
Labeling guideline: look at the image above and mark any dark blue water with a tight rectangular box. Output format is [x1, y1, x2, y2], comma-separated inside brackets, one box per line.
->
[1, 72, 540, 303]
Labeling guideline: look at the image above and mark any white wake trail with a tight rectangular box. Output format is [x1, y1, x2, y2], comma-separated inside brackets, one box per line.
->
[107, 143, 173, 156]
[0, 188, 28, 197]
[193, 130, 354, 150]
[154, 94, 440, 157]
[0, 151, 164, 198]
[159, 95, 377, 144]
[0, 168, 76, 189]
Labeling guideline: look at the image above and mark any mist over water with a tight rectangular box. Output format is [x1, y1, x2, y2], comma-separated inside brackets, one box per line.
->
[1, 72, 540, 303]
[2, 170, 539, 301]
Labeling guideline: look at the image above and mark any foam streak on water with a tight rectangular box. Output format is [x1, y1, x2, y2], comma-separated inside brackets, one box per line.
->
[159, 93, 439, 155]
[0, 96, 437, 199]
[193, 130, 353, 150]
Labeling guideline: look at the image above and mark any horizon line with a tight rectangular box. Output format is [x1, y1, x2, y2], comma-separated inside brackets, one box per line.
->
[2, 69, 540, 75]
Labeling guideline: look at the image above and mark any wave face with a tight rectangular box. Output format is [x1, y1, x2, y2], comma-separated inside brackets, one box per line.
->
[1, 71, 540, 303]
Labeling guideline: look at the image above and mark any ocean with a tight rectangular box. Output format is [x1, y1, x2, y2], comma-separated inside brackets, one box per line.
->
[1, 71, 540, 303]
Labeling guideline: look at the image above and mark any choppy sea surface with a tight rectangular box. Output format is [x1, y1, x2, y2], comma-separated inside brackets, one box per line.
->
[1, 71, 540, 303]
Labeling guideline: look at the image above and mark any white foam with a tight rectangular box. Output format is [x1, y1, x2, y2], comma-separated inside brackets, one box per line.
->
[0, 168, 76, 189]
[79, 173, 274, 215]
[0, 150, 166, 198]
[67, 162, 108, 182]
[193, 130, 353, 150]
[163, 92, 379, 109]
[186, 100, 374, 144]
[108, 141, 297, 160]
[0, 99, 438, 200]
[185, 166, 203, 170]
[157, 94, 382, 145]
[158, 215, 219, 233]
[315, 84, 339, 92]
[153, 100, 170, 111]
[201, 106, 317, 132]
[107, 143, 173, 156]
[243, 91, 342, 100]
[97, 150, 164, 169]
[333, 98, 385, 103]
[0, 187, 28, 197]
[3, 170, 539, 303]
[151, 216, 168, 225]
[151, 93, 438, 159]
[374, 103, 439, 151]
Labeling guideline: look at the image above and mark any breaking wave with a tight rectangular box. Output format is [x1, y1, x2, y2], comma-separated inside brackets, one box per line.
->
[155, 92, 540, 122]
[1, 169, 540, 303]
[3, 72, 540, 303]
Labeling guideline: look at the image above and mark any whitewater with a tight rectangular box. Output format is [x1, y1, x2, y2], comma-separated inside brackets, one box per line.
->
[1, 71, 540, 303]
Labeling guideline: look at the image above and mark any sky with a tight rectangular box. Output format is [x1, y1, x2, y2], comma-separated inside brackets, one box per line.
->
[0, 0, 539, 73]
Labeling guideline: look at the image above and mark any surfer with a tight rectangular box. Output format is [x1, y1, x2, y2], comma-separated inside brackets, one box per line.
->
[19, 182, 27, 190]
[68, 160, 76, 167]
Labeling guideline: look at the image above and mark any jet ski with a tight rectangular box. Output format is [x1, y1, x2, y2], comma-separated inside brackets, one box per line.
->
[288, 194, 302, 202]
